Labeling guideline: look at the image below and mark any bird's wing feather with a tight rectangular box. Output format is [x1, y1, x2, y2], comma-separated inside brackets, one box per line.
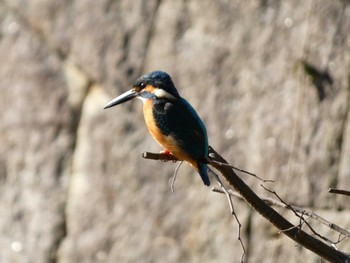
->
[153, 98, 208, 160]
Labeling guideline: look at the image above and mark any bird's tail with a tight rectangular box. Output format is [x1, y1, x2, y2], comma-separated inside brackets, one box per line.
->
[197, 162, 210, 186]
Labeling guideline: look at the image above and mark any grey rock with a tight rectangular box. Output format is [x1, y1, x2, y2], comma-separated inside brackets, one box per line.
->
[0, 0, 349, 262]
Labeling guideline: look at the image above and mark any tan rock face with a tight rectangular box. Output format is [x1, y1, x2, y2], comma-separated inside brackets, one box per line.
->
[0, 1, 349, 262]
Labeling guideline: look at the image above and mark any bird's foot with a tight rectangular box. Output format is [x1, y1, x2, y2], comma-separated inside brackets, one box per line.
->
[160, 150, 176, 162]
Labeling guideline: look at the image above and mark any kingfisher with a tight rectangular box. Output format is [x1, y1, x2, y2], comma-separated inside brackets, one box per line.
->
[104, 71, 210, 186]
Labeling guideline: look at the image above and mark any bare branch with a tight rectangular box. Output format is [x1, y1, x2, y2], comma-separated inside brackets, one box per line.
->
[142, 146, 350, 262]
[142, 151, 178, 161]
[261, 185, 344, 247]
[329, 188, 350, 197]
[212, 187, 350, 240]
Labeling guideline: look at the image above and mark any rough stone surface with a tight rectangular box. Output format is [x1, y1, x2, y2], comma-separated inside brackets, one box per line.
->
[0, 0, 349, 262]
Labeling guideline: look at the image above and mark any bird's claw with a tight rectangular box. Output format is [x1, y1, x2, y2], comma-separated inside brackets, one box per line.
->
[160, 150, 176, 162]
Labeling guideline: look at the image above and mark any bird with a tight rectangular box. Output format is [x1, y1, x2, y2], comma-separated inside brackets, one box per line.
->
[104, 71, 210, 186]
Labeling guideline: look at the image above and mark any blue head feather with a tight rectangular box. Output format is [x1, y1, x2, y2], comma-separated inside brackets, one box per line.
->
[134, 71, 180, 98]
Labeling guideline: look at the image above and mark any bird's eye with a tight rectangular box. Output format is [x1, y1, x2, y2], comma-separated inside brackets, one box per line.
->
[140, 82, 146, 89]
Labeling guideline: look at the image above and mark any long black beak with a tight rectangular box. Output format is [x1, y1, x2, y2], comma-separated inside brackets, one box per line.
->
[104, 89, 138, 109]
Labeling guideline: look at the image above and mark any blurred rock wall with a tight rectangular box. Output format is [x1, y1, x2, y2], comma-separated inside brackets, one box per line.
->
[0, 0, 349, 262]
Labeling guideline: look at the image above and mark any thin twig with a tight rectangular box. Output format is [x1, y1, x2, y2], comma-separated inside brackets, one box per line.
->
[208, 167, 245, 263]
[142, 151, 272, 183]
[261, 185, 343, 247]
[171, 161, 183, 192]
[212, 187, 350, 240]
[208, 158, 274, 183]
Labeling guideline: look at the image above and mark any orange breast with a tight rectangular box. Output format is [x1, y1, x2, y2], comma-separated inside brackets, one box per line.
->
[143, 99, 198, 170]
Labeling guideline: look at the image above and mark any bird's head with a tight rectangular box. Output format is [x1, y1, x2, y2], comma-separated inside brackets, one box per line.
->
[104, 71, 180, 109]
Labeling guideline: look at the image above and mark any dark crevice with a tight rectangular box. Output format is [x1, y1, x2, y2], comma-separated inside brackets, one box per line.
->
[51, 216, 67, 263]
[244, 211, 253, 262]
[53, 79, 93, 262]
[2, 4, 95, 263]
[302, 60, 334, 102]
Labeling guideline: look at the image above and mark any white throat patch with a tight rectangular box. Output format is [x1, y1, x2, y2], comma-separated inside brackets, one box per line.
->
[154, 89, 177, 100]
[136, 96, 147, 103]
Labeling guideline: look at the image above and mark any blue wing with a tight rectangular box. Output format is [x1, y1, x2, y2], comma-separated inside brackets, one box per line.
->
[152, 97, 208, 161]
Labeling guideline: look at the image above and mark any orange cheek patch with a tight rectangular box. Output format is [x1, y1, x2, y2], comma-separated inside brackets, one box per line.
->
[144, 85, 156, 94]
